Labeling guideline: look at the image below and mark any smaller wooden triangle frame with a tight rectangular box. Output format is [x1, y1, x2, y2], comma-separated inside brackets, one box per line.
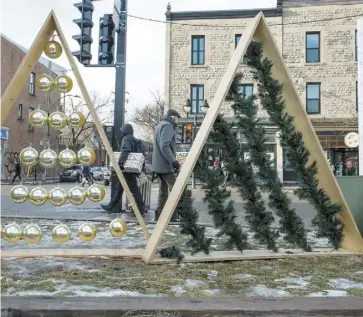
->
[0, 11, 150, 240]
[142, 12, 363, 263]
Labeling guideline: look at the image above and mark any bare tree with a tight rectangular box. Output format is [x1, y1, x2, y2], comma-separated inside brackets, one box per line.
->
[130, 90, 165, 141]
[62, 91, 114, 150]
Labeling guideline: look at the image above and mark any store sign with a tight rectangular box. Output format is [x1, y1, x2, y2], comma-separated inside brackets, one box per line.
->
[176, 152, 188, 167]
[0, 128, 9, 140]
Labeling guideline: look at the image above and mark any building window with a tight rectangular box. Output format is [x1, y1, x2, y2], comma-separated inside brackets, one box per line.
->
[235, 34, 247, 64]
[18, 104, 23, 119]
[190, 84, 204, 114]
[191, 35, 205, 65]
[306, 32, 320, 63]
[306, 83, 321, 114]
[28, 107, 34, 131]
[29, 72, 36, 95]
[356, 30, 358, 62]
[238, 84, 254, 99]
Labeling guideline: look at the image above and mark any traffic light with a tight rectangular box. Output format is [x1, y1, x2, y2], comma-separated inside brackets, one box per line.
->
[98, 14, 115, 65]
[185, 123, 193, 144]
[72, 0, 94, 65]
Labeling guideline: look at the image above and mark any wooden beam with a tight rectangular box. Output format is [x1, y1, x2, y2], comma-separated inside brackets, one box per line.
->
[1, 11, 55, 123]
[149, 249, 358, 264]
[0, 248, 144, 258]
[142, 13, 263, 263]
[255, 15, 363, 252]
[51, 13, 150, 240]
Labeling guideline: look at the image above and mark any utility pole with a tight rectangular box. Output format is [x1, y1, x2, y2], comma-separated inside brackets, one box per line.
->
[111, 0, 128, 207]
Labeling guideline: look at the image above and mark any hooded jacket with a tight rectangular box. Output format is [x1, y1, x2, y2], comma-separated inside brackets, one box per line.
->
[152, 115, 177, 174]
[118, 123, 139, 165]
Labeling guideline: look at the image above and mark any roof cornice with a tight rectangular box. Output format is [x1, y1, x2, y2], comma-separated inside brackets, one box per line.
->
[165, 8, 281, 21]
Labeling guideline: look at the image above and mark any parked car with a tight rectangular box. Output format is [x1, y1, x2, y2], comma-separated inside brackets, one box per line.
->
[59, 165, 83, 183]
[91, 166, 104, 181]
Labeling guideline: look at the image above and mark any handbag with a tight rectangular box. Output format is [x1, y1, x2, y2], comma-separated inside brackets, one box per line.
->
[110, 152, 145, 174]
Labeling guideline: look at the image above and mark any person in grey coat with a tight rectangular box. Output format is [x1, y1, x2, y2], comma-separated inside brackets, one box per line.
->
[101, 123, 146, 215]
[152, 109, 181, 221]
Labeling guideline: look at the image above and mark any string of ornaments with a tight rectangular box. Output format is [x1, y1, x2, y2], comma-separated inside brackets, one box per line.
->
[2, 35, 128, 245]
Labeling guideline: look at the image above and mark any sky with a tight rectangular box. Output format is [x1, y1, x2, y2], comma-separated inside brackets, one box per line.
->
[0, 0, 275, 121]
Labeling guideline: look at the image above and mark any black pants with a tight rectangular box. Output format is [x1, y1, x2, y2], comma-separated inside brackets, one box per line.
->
[155, 173, 178, 221]
[11, 171, 21, 184]
[110, 173, 145, 213]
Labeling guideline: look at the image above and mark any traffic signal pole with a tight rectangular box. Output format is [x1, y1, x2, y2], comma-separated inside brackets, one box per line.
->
[111, 0, 128, 207]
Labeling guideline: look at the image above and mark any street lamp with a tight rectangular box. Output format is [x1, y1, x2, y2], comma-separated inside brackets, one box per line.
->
[183, 99, 192, 117]
[201, 99, 209, 115]
[183, 98, 209, 188]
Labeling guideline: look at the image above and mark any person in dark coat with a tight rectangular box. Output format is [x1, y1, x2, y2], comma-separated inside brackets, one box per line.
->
[82, 164, 93, 185]
[101, 123, 146, 215]
[11, 159, 22, 184]
[152, 109, 181, 221]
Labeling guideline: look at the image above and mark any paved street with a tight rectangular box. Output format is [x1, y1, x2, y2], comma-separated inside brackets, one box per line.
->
[1, 181, 318, 228]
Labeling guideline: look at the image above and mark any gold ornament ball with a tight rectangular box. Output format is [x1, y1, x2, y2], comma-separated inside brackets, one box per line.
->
[19, 146, 39, 166]
[68, 187, 87, 205]
[58, 148, 77, 168]
[87, 185, 105, 202]
[35, 74, 54, 92]
[48, 111, 68, 130]
[52, 224, 72, 243]
[23, 224, 42, 244]
[29, 187, 48, 206]
[10, 185, 29, 203]
[68, 112, 86, 128]
[109, 218, 128, 237]
[55, 75, 73, 93]
[39, 149, 58, 168]
[2, 223, 22, 244]
[44, 40, 63, 59]
[77, 147, 96, 165]
[49, 187, 68, 206]
[29, 108, 48, 128]
[78, 223, 97, 242]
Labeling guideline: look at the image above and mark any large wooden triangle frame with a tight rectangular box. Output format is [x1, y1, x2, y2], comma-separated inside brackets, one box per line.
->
[1, 11, 362, 264]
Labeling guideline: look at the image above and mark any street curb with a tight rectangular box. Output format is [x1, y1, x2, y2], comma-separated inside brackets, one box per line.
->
[1, 180, 59, 186]
[2, 296, 363, 316]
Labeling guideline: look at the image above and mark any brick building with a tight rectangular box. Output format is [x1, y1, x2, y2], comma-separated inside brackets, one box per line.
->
[1, 34, 67, 180]
[164, 0, 362, 183]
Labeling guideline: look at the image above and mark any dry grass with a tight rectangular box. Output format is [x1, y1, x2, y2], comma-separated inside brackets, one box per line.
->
[1, 255, 362, 297]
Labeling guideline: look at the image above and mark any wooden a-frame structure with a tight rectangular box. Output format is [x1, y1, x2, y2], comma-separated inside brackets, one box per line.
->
[1, 11, 362, 264]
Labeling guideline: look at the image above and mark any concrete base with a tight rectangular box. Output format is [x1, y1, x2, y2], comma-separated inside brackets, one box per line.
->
[2, 296, 363, 317]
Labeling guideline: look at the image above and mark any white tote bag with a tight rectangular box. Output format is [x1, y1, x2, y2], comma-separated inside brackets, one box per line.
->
[110, 152, 145, 174]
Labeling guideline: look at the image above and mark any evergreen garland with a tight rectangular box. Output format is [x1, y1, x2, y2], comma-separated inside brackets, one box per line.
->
[229, 73, 311, 251]
[159, 188, 212, 261]
[247, 41, 343, 249]
[210, 115, 279, 252]
[195, 153, 249, 252]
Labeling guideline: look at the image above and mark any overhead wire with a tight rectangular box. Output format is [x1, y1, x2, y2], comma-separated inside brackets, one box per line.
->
[127, 12, 363, 28]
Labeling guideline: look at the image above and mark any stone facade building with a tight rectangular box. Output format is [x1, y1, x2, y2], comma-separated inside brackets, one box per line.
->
[165, 0, 362, 183]
[1, 34, 67, 180]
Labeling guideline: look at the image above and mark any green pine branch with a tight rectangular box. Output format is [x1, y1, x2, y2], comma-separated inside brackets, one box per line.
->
[159, 188, 212, 261]
[195, 159, 249, 252]
[208, 115, 279, 252]
[246, 41, 343, 249]
[230, 80, 311, 251]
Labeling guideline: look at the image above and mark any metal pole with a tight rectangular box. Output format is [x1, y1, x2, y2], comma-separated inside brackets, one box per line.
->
[191, 114, 197, 189]
[111, 0, 128, 209]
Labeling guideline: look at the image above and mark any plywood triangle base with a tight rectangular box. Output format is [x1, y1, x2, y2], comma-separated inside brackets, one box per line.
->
[1, 11, 362, 264]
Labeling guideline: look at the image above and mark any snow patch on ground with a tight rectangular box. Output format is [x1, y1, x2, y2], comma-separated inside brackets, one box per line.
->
[246, 285, 290, 297]
[275, 276, 312, 289]
[329, 278, 363, 289]
[308, 290, 348, 297]
[232, 274, 253, 280]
